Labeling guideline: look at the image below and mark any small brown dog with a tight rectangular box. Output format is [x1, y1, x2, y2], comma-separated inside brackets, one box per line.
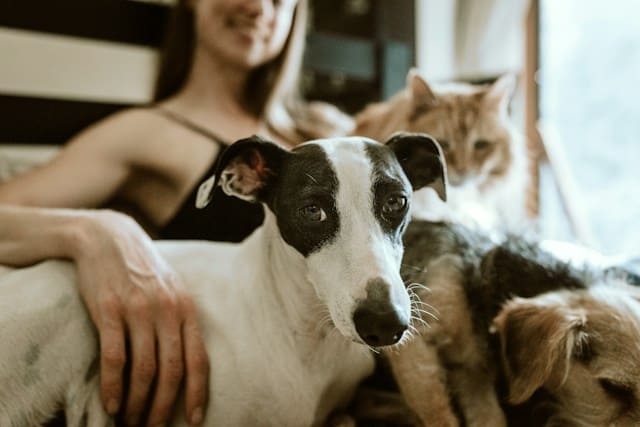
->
[494, 282, 640, 426]
[383, 219, 640, 427]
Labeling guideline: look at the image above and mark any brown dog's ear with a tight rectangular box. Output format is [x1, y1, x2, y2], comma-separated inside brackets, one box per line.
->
[196, 135, 288, 208]
[493, 297, 588, 404]
[385, 132, 448, 201]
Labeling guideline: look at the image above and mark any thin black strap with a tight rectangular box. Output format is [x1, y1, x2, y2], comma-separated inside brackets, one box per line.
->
[152, 107, 229, 146]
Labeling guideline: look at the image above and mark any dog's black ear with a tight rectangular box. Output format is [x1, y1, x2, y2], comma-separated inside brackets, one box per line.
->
[385, 132, 448, 201]
[196, 135, 288, 208]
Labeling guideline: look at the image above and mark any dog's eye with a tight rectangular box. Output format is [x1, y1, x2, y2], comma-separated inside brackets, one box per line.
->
[474, 139, 492, 151]
[300, 204, 326, 222]
[599, 378, 634, 404]
[382, 195, 408, 215]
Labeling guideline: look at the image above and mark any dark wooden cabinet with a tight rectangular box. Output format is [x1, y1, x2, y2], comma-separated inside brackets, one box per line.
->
[304, 0, 415, 113]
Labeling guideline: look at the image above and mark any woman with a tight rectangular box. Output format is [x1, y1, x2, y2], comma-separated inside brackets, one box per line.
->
[0, 0, 351, 425]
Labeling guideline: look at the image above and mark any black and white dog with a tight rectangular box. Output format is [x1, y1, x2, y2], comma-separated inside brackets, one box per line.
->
[0, 134, 446, 426]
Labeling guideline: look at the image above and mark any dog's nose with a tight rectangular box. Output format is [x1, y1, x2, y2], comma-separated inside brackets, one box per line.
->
[353, 304, 408, 347]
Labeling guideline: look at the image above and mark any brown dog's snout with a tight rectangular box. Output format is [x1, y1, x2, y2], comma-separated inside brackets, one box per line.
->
[353, 278, 408, 347]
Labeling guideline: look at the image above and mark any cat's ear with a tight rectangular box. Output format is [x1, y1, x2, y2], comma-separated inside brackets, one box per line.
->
[484, 73, 517, 112]
[407, 68, 438, 111]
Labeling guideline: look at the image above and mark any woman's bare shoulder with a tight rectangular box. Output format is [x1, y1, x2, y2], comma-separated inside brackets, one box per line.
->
[67, 107, 178, 161]
[71, 107, 167, 145]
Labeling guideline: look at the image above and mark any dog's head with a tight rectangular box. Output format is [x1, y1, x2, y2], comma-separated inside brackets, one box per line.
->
[494, 283, 640, 427]
[197, 133, 446, 348]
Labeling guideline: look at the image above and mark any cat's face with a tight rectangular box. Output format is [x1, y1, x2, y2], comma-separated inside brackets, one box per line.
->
[405, 74, 517, 188]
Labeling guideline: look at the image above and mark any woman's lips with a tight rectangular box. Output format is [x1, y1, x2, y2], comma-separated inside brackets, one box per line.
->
[227, 17, 268, 41]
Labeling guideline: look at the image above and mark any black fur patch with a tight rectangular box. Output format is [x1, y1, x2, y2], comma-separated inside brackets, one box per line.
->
[268, 144, 340, 257]
[365, 142, 412, 243]
[401, 220, 592, 336]
[400, 219, 602, 427]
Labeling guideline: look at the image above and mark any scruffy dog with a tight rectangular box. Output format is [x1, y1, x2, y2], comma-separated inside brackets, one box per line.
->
[353, 70, 530, 233]
[381, 219, 640, 427]
[495, 283, 640, 426]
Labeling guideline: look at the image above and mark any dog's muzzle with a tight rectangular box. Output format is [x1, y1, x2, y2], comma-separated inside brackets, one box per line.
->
[353, 278, 409, 347]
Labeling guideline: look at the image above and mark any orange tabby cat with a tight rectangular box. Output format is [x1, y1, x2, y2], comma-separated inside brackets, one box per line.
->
[354, 70, 530, 233]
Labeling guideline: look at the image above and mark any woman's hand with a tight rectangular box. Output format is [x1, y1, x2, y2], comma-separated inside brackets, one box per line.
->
[72, 210, 209, 426]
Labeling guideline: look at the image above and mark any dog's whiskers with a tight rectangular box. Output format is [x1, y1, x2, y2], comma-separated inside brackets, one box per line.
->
[414, 310, 440, 328]
[409, 303, 431, 323]
[406, 282, 431, 293]
[410, 299, 435, 309]
[406, 285, 439, 324]
[406, 284, 421, 298]
[410, 307, 436, 324]
[412, 306, 439, 322]
[410, 312, 430, 328]
[412, 299, 440, 317]
[365, 343, 381, 354]
[410, 311, 429, 323]
[407, 323, 419, 336]
[395, 324, 418, 347]
[406, 290, 436, 332]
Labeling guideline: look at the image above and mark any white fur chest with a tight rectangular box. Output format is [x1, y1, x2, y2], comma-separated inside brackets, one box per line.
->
[203, 325, 373, 427]
[159, 240, 375, 427]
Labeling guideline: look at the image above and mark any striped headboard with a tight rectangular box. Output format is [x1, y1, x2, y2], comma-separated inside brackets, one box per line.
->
[1, 0, 170, 146]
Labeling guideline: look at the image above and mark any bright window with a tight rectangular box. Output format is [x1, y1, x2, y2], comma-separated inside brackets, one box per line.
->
[539, 0, 640, 254]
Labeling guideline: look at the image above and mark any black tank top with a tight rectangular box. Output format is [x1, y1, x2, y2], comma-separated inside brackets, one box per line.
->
[154, 108, 264, 242]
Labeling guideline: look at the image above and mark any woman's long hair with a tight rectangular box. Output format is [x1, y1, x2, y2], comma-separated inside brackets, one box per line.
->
[153, 0, 195, 102]
[153, 0, 353, 144]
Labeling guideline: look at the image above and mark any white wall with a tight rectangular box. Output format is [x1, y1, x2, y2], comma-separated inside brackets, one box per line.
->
[0, 27, 158, 104]
[415, 0, 529, 82]
[415, 0, 457, 81]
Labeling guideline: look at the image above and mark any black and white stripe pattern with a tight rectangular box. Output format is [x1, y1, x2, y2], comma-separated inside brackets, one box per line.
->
[0, 0, 170, 145]
[0, 0, 412, 147]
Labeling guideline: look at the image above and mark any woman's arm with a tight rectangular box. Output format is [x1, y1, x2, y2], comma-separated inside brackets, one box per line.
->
[0, 111, 209, 426]
[0, 111, 144, 208]
[0, 206, 209, 426]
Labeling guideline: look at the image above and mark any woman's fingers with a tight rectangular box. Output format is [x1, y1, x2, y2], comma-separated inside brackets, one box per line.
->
[124, 302, 157, 426]
[182, 298, 209, 425]
[75, 211, 210, 425]
[146, 296, 185, 427]
[98, 302, 126, 416]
